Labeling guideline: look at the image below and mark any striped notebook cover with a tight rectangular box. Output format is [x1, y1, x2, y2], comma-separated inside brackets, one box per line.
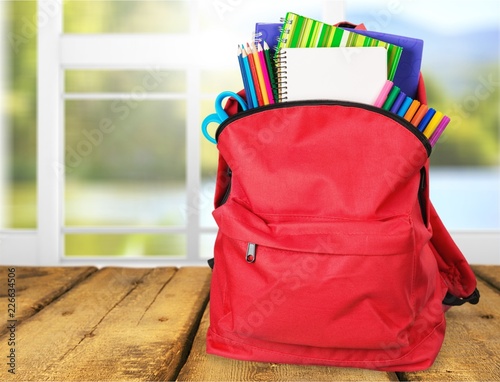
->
[276, 12, 403, 81]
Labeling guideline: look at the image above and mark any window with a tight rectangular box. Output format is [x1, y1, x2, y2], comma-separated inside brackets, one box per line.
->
[1, 0, 498, 265]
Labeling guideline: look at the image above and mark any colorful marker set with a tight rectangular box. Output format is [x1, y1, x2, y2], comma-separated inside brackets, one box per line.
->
[374, 80, 450, 146]
[237, 41, 278, 109]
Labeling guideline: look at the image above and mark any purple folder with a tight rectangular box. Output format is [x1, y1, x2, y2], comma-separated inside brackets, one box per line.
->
[342, 29, 423, 99]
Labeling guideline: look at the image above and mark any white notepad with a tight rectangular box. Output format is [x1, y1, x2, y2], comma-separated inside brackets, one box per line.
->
[276, 47, 388, 105]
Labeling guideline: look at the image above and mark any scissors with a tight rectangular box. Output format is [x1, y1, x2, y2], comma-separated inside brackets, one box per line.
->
[201, 91, 248, 144]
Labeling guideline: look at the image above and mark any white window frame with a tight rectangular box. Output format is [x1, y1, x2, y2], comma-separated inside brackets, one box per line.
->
[0, 0, 499, 266]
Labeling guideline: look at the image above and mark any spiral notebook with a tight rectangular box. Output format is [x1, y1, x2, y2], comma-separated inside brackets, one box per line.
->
[276, 47, 388, 104]
[276, 12, 403, 81]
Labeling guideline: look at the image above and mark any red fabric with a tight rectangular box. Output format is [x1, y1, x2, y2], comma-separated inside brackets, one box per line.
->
[208, 82, 476, 372]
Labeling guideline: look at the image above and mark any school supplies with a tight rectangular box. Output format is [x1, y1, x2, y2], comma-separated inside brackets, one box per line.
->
[390, 90, 407, 113]
[276, 12, 403, 81]
[342, 28, 423, 98]
[374, 80, 394, 107]
[263, 42, 279, 102]
[201, 91, 248, 143]
[417, 108, 436, 132]
[403, 100, 421, 121]
[254, 22, 282, 55]
[397, 96, 413, 117]
[429, 116, 451, 146]
[411, 104, 429, 126]
[374, 82, 450, 145]
[275, 47, 387, 104]
[382, 85, 400, 110]
[239, 47, 258, 108]
[423, 111, 444, 138]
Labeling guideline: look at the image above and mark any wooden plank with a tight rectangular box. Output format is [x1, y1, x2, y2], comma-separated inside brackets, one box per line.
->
[399, 278, 500, 381]
[0, 266, 211, 381]
[472, 265, 500, 291]
[176, 304, 398, 382]
[0, 266, 97, 335]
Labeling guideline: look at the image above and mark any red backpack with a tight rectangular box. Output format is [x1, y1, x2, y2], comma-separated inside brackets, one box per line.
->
[206, 79, 479, 372]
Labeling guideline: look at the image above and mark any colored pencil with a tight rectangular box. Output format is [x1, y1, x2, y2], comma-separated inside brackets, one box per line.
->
[257, 43, 275, 104]
[241, 46, 258, 108]
[263, 41, 279, 103]
[251, 43, 269, 105]
[246, 44, 264, 106]
[237, 46, 253, 109]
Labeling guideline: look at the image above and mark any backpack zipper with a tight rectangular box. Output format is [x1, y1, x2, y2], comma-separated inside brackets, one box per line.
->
[246, 242, 257, 263]
[215, 100, 432, 157]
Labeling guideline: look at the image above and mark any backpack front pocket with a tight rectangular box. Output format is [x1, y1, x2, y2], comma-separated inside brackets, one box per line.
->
[212, 200, 419, 350]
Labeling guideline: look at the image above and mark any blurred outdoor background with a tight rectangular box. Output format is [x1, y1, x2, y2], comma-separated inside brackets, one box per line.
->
[1, 0, 498, 258]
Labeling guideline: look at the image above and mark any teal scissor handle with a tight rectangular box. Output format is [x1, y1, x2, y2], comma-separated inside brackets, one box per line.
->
[201, 91, 248, 144]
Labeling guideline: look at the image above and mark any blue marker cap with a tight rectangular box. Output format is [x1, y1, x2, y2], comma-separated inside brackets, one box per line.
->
[417, 108, 436, 132]
[397, 96, 413, 117]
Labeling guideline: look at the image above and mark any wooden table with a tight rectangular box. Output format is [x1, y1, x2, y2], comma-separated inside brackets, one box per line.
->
[0, 265, 498, 381]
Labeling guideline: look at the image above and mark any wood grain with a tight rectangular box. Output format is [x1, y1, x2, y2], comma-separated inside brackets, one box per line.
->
[399, 278, 500, 381]
[472, 265, 500, 291]
[176, 304, 398, 382]
[0, 266, 97, 335]
[0, 266, 211, 381]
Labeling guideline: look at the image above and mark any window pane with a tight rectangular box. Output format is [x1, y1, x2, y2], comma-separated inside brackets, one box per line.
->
[64, 100, 186, 226]
[200, 233, 216, 259]
[0, 1, 37, 229]
[200, 70, 240, 94]
[200, 98, 222, 229]
[64, 0, 190, 34]
[65, 233, 186, 256]
[65, 70, 186, 93]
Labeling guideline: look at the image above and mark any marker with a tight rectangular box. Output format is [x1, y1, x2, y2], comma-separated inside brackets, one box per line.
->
[417, 108, 436, 132]
[423, 111, 444, 138]
[390, 91, 407, 114]
[429, 116, 451, 146]
[404, 100, 421, 121]
[397, 96, 413, 117]
[382, 85, 400, 110]
[410, 104, 429, 127]
[374, 80, 393, 108]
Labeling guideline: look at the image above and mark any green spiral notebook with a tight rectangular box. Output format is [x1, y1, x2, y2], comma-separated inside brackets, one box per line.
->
[276, 12, 403, 81]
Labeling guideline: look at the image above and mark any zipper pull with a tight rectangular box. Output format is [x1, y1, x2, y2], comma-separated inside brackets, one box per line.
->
[246, 243, 257, 263]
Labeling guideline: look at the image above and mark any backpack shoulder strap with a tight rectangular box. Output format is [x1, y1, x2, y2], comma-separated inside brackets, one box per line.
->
[417, 75, 479, 306]
[429, 201, 480, 306]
